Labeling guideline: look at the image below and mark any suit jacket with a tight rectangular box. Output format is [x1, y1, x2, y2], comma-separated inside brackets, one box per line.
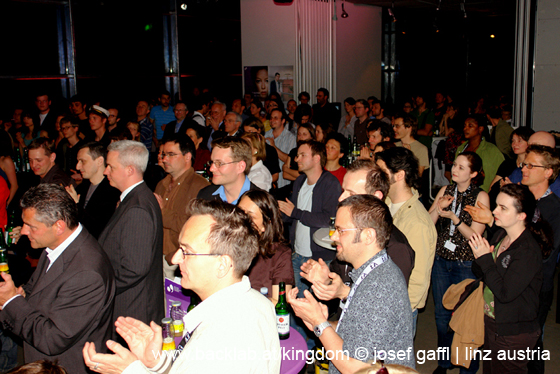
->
[34, 111, 58, 139]
[98, 182, 164, 332]
[154, 168, 210, 261]
[162, 118, 202, 140]
[0, 228, 115, 374]
[76, 177, 121, 239]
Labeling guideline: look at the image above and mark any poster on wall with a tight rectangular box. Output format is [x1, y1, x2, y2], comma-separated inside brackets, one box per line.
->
[244, 65, 293, 105]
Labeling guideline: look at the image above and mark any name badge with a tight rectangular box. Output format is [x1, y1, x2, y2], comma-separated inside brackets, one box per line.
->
[444, 240, 456, 252]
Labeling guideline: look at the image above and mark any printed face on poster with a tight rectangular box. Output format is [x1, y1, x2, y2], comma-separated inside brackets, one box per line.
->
[244, 65, 293, 105]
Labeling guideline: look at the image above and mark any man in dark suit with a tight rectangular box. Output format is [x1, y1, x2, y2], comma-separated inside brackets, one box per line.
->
[65, 142, 120, 239]
[0, 184, 115, 374]
[197, 137, 260, 204]
[98, 140, 164, 334]
[162, 101, 200, 140]
[33, 93, 58, 139]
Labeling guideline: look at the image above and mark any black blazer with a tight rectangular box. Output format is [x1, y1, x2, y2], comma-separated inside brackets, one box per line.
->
[472, 228, 542, 336]
[162, 118, 202, 140]
[98, 182, 164, 333]
[76, 177, 121, 239]
[0, 228, 115, 374]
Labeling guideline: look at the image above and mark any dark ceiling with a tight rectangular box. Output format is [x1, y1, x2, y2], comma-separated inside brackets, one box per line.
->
[348, 0, 512, 16]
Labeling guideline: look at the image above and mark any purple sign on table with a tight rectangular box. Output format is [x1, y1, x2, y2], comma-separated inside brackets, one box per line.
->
[164, 278, 191, 319]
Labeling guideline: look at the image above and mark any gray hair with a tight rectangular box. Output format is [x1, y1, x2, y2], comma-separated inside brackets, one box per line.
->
[107, 140, 149, 174]
[21, 184, 79, 229]
[227, 111, 243, 124]
[213, 101, 227, 112]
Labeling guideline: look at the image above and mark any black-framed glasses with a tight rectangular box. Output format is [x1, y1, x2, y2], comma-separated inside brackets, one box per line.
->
[179, 247, 220, 259]
[208, 160, 240, 168]
[521, 162, 548, 170]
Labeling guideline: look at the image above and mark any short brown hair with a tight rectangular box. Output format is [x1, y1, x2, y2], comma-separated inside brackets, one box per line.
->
[526, 144, 560, 183]
[28, 137, 55, 156]
[338, 194, 392, 249]
[393, 112, 418, 137]
[211, 137, 253, 175]
[347, 159, 390, 199]
[241, 132, 267, 162]
[8, 360, 68, 374]
[186, 199, 259, 278]
[298, 139, 326, 168]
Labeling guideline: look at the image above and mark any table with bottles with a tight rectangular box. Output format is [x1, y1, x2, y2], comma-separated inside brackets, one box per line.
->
[163, 278, 307, 373]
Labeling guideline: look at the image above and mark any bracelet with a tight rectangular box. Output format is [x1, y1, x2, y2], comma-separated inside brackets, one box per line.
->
[455, 219, 463, 227]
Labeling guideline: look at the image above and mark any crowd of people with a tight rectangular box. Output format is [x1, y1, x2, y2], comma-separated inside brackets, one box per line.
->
[0, 87, 558, 374]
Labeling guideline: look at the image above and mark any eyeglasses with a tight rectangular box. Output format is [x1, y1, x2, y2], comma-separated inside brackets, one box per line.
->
[178, 247, 220, 259]
[209, 160, 240, 168]
[334, 227, 366, 235]
[521, 162, 548, 170]
[161, 152, 180, 159]
[392, 124, 404, 129]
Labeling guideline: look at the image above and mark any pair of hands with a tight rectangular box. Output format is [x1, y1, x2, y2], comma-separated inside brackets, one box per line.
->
[277, 199, 295, 217]
[435, 195, 457, 221]
[83, 317, 163, 374]
[287, 259, 350, 331]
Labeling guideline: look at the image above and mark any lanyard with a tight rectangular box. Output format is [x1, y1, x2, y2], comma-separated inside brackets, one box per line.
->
[448, 184, 470, 237]
[336, 252, 388, 332]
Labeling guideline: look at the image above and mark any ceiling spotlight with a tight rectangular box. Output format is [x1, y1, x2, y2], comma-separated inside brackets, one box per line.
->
[490, 34, 495, 38]
[341, 0, 349, 18]
[180, 3, 187, 10]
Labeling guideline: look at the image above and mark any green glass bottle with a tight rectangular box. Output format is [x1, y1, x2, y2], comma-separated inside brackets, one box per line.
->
[0, 236, 9, 274]
[275, 282, 290, 340]
[5, 211, 15, 247]
[187, 294, 199, 312]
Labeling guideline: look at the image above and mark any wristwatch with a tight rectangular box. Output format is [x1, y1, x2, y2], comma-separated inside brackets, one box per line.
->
[314, 321, 332, 337]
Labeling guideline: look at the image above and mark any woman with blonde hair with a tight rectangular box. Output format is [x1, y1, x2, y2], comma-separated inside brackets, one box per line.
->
[242, 132, 272, 191]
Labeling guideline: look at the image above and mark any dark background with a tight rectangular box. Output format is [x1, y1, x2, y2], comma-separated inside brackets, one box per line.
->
[0, 0, 514, 117]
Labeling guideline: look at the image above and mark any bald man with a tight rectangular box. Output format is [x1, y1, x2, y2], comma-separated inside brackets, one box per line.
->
[507, 131, 560, 195]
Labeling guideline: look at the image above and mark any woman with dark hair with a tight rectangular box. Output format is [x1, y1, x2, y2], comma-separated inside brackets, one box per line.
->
[428, 151, 489, 374]
[469, 183, 549, 374]
[21, 112, 39, 146]
[490, 127, 535, 189]
[249, 100, 267, 131]
[0, 130, 18, 206]
[315, 122, 335, 143]
[238, 190, 294, 304]
[291, 103, 313, 135]
[338, 97, 357, 138]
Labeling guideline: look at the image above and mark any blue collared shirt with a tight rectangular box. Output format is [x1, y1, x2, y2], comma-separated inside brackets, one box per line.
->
[212, 176, 251, 205]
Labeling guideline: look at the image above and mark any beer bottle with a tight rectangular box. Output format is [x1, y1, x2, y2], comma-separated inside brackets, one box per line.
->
[0, 240, 9, 274]
[187, 294, 199, 312]
[275, 282, 290, 340]
[5, 211, 15, 247]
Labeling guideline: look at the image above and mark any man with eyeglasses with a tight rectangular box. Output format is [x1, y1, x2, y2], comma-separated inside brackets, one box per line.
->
[288, 195, 415, 373]
[465, 144, 560, 374]
[196, 137, 259, 204]
[56, 116, 85, 176]
[162, 101, 196, 140]
[83, 199, 280, 374]
[154, 134, 209, 278]
[98, 140, 164, 337]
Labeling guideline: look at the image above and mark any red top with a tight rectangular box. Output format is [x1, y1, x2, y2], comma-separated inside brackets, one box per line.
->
[0, 177, 8, 228]
[328, 166, 346, 186]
